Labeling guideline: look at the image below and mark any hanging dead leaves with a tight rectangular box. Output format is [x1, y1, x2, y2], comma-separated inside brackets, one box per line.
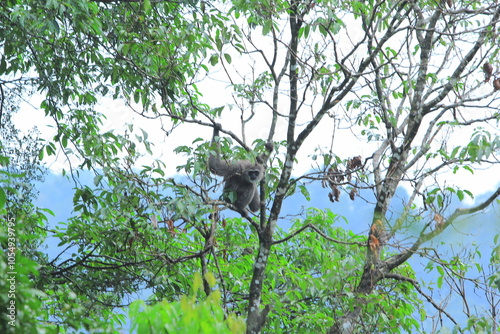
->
[322, 156, 363, 203]
[493, 78, 500, 91]
[323, 166, 342, 202]
[483, 62, 493, 82]
[347, 155, 362, 170]
[368, 219, 384, 254]
[433, 212, 445, 231]
[483, 62, 500, 90]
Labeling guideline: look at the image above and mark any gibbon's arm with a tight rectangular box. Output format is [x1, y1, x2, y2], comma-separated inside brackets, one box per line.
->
[208, 154, 243, 177]
[208, 124, 274, 176]
[208, 124, 240, 177]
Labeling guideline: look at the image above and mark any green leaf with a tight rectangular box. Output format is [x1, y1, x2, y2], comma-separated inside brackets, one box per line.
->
[0, 56, 6, 74]
[299, 184, 311, 201]
[463, 165, 474, 174]
[262, 20, 272, 35]
[0, 187, 5, 209]
[61, 135, 68, 148]
[209, 54, 219, 65]
[93, 174, 104, 186]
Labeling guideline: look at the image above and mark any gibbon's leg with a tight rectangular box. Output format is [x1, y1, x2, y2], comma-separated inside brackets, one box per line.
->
[248, 186, 260, 212]
[229, 182, 252, 212]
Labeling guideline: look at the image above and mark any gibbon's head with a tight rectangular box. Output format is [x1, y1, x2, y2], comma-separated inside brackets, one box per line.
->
[244, 166, 263, 183]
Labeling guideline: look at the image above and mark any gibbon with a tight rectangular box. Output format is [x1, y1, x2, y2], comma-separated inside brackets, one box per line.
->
[208, 124, 273, 213]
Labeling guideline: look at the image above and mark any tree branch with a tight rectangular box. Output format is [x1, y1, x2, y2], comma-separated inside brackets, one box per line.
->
[386, 186, 500, 271]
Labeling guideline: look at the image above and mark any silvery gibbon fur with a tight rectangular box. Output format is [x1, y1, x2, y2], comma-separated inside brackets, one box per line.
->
[208, 124, 273, 213]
